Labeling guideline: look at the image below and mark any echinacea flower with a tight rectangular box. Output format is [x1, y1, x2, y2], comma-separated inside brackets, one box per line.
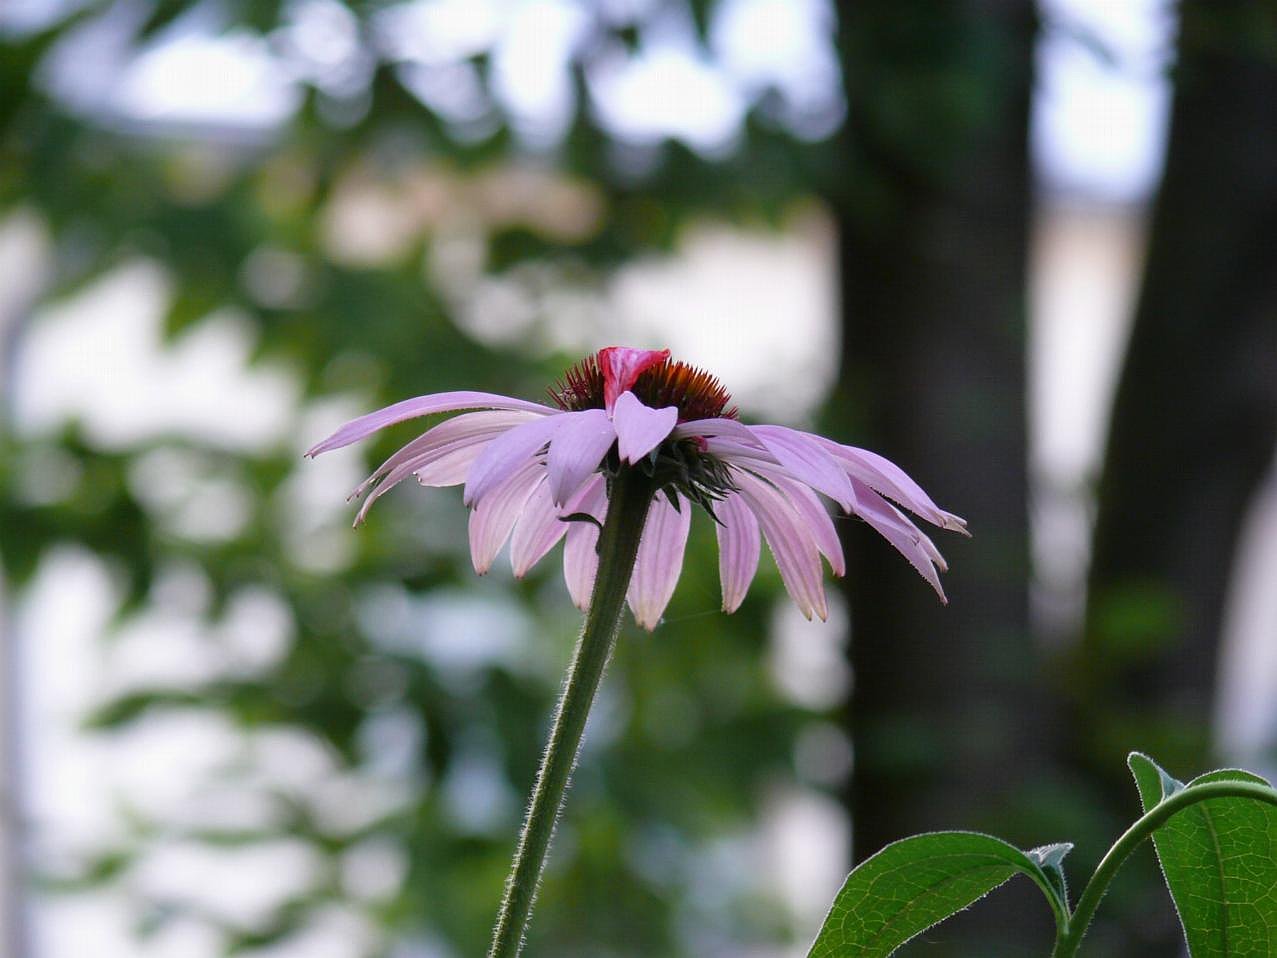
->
[310, 346, 968, 958]
[308, 346, 966, 627]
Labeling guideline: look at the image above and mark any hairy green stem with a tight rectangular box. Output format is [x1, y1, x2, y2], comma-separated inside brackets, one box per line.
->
[487, 469, 653, 958]
[1052, 780, 1277, 957]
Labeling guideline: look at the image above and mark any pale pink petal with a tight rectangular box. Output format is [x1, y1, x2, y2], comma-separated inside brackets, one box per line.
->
[851, 478, 948, 602]
[510, 476, 603, 577]
[562, 478, 608, 609]
[353, 425, 510, 525]
[626, 493, 692, 631]
[509, 480, 561, 577]
[734, 470, 827, 621]
[468, 460, 545, 574]
[717, 458, 845, 577]
[818, 438, 968, 533]
[307, 390, 554, 457]
[414, 441, 487, 487]
[748, 424, 856, 512]
[353, 410, 536, 499]
[463, 414, 566, 507]
[354, 438, 486, 525]
[703, 436, 780, 465]
[672, 417, 768, 448]
[769, 472, 846, 577]
[715, 492, 760, 613]
[612, 391, 678, 463]
[916, 527, 949, 572]
[546, 408, 616, 506]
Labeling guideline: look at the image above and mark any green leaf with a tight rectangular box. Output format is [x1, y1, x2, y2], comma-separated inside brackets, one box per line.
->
[1129, 752, 1277, 957]
[806, 831, 1068, 958]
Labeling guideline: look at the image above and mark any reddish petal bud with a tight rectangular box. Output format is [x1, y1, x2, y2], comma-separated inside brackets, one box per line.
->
[598, 346, 670, 413]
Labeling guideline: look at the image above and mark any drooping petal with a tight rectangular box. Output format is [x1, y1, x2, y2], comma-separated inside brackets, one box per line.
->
[612, 391, 678, 463]
[626, 493, 692, 631]
[546, 408, 616, 506]
[353, 410, 537, 499]
[353, 423, 515, 525]
[510, 476, 601, 577]
[720, 458, 845, 577]
[468, 460, 545, 574]
[307, 390, 554, 457]
[673, 417, 768, 448]
[819, 438, 968, 533]
[413, 441, 487, 488]
[463, 414, 566, 507]
[702, 436, 780, 465]
[508, 479, 561, 577]
[851, 478, 948, 602]
[354, 437, 487, 525]
[562, 477, 608, 609]
[715, 492, 760, 613]
[916, 527, 948, 572]
[748, 424, 856, 512]
[769, 471, 846, 577]
[734, 470, 828, 621]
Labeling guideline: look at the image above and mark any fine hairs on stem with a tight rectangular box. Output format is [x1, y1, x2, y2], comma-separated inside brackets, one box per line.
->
[487, 470, 654, 958]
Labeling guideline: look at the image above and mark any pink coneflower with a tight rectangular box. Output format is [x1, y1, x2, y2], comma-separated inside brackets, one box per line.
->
[307, 346, 966, 627]
[311, 346, 966, 958]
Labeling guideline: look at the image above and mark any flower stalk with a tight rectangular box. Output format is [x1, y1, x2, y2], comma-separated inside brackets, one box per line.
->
[487, 468, 655, 958]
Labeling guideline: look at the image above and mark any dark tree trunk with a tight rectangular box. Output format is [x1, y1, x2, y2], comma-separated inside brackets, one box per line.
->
[1055, 4, 1277, 951]
[1071, 0, 1277, 824]
[828, 6, 1042, 947]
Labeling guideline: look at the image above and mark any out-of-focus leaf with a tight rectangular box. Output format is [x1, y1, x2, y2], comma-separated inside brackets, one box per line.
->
[83, 691, 207, 728]
[1129, 752, 1277, 957]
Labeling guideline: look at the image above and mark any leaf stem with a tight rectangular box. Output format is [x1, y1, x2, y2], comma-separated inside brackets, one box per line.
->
[1052, 780, 1277, 957]
[487, 469, 653, 958]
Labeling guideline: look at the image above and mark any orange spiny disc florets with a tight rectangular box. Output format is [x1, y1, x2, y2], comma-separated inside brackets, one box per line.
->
[549, 350, 737, 422]
[633, 357, 738, 422]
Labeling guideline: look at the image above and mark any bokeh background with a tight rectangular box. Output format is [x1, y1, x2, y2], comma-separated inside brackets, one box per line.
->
[2, 1, 1276, 955]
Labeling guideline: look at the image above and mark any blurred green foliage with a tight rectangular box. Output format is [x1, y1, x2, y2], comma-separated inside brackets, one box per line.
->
[1, 3, 835, 955]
